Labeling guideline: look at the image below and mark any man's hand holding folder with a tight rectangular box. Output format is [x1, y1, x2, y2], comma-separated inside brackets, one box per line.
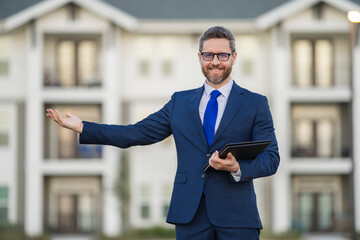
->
[204, 140, 272, 172]
[207, 151, 239, 173]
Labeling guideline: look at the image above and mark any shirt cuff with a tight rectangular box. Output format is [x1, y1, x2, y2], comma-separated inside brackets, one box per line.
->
[230, 165, 242, 182]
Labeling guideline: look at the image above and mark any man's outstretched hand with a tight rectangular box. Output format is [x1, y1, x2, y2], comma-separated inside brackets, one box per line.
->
[46, 109, 83, 134]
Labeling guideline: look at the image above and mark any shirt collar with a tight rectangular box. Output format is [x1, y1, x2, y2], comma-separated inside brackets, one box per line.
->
[204, 79, 234, 98]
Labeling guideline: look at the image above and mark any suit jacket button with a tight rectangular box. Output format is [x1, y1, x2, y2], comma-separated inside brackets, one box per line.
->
[201, 174, 205, 178]
[206, 153, 211, 158]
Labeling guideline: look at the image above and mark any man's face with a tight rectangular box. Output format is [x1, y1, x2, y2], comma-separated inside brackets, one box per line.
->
[198, 38, 237, 86]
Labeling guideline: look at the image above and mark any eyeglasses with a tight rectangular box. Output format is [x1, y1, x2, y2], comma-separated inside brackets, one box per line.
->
[200, 52, 232, 62]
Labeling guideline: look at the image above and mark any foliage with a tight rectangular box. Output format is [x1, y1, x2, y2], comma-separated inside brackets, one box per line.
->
[114, 151, 131, 234]
[260, 229, 302, 240]
[0, 222, 50, 240]
[96, 226, 175, 240]
[0, 222, 23, 240]
[129, 226, 175, 238]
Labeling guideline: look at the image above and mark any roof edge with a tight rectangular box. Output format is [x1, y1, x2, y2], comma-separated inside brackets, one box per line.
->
[256, 0, 318, 30]
[1, 0, 69, 32]
[136, 19, 257, 34]
[325, 0, 360, 13]
[256, 0, 360, 30]
[0, 0, 138, 33]
[74, 0, 138, 31]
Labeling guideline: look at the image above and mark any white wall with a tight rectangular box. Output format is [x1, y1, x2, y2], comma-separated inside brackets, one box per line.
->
[127, 101, 177, 228]
[0, 104, 18, 223]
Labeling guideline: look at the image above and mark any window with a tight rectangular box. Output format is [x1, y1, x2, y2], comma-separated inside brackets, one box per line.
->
[44, 35, 101, 87]
[44, 104, 102, 159]
[292, 176, 345, 233]
[0, 186, 9, 223]
[134, 36, 176, 79]
[298, 192, 334, 232]
[0, 61, 9, 76]
[292, 104, 349, 158]
[242, 60, 253, 76]
[140, 185, 151, 219]
[141, 204, 150, 219]
[0, 110, 10, 146]
[162, 184, 171, 218]
[58, 40, 99, 86]
[135, 37, 152, 78]
[159, 37, 175, 77]
[0, 36, 10, 77]
[162, 204, 169, 218]
[293, 39, 333, 87]
[293, 118, 334, 157]
[162, 60, 172, 76]
[237, 36, 258, 77]
[139, 60, 150, 76]
[77, 193, 94, 232]
[45, 177, 101, 233]
[58, 193, 94, 232]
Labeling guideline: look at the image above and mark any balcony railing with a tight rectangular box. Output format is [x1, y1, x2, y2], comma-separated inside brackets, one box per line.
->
[292, 211, 352, 233]
[46, 214, 100, 233]
[44, 70, 101, 88]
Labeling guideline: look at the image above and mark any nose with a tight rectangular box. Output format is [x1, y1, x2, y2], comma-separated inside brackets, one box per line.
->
[211, 55, 221, 65]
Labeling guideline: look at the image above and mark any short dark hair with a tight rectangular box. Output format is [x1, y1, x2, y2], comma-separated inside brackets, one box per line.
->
[198, 26, 236, 53]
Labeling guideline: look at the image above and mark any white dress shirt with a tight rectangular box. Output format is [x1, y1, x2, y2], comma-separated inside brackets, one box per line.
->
[199, 79, 242, 182]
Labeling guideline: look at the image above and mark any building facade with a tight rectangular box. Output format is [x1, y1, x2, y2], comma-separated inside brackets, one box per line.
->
[0, 0, 360, 238]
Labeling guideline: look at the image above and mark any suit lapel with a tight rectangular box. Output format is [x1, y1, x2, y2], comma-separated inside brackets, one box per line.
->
[211, 82, 245, 147]
[187, 86, 208, 149]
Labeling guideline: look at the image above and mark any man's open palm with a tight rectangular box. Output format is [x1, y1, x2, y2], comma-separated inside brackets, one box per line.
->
[46, 109, 83, 133]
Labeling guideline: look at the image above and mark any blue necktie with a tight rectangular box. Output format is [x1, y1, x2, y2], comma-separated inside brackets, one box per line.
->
[203, 90, 221, 146]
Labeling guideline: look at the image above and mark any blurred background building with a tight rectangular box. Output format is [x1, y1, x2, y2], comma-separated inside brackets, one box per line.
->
[0, 0, 360, 239]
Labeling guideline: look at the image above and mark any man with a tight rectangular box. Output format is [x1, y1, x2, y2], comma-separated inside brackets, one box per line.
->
[46, 26, 279, 240]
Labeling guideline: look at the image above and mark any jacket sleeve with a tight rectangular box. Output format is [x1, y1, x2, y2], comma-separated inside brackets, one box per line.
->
[79, 93, 176, 148]
[233, 96, 280, 182]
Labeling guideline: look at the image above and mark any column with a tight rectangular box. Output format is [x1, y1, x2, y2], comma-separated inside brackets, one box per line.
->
[353, 30, 360, 232]
[24, 20, 44, 236]
[270, 24, 291, 233]
[102, 23, 122, 236]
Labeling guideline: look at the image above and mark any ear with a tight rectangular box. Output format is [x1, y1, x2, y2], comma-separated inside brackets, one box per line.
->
[231, 51, 238, 65]
[198, 52, 203, 63]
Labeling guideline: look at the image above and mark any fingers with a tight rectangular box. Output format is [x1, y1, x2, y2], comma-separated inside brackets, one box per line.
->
[55, 109, 66, 127]
[209, 151, 238, 172]
[226, 152, 236, 161]
[46, 109, 56, 121]
[211, 150, 219, 159]
[65, 112, 72, 118]
[46, 109, 63, 126]
[209, 151, 220, 169]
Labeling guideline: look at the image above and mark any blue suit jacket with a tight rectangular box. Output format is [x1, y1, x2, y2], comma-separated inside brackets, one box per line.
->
[80, 82, 279, 229]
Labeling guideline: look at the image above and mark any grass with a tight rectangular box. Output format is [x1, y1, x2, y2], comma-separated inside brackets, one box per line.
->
[0, 222, 50, 240]
[96, 226, 175, 240]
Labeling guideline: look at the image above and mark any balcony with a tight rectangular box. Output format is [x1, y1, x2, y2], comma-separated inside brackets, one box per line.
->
[290, 159, 352, 174]
[291, 103, 350, 160]
[44, 177, 102, 234]
[291, 35, 350, 91]
[292, 175, 352, 234]
[43, 34, 102, 88]
[44, 104, 102, 161]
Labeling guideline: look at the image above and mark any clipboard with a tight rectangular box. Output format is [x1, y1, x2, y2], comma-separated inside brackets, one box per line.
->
[203, 140, 272, 172]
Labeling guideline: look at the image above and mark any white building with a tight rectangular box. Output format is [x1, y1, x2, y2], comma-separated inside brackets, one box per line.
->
[0, 0, 360, 238]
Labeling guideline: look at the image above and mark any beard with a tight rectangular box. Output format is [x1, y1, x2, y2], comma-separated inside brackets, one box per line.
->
[201, 64, 232, 85]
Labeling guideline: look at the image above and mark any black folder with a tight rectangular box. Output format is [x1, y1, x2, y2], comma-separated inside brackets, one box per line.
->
[203, 140, 272, 172]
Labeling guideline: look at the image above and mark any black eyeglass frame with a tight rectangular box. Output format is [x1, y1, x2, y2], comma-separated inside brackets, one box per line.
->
[200, 52, 233, 62]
